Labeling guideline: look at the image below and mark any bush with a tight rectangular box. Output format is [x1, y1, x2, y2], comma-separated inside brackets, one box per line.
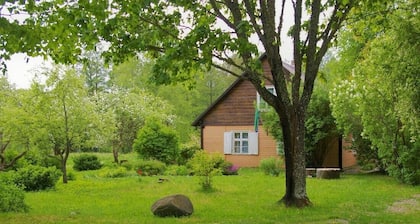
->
[164, 165, 190, 176]
[387, 144, 420, 185]
[221, 161, 239, 175]
[0, 182, 29, 212]
[120, 161, 133, 171]
[188, 151, 223, 190]
[99, 167, 129, 178]
[260, 157, 283, 176]
[73, 154, 103, 171]
[134, 160, 166, 176]
[66, 171, 76, 181]
[14, 165, 62, 191]
[177, 145, 200, 165]
[133, 120, 180, 164]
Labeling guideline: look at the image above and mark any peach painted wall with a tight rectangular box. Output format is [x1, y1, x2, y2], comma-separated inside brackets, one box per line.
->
[202, 125, 279, 167]
[342, 135, 358, 168]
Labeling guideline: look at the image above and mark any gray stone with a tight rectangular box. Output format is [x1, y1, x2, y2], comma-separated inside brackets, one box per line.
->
[151, 194, 193, 217]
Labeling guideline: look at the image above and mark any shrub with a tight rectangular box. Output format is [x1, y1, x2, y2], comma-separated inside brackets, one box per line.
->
[73, 154, 102, 171]
[0, 182, 29, 212]
[260, 157, 283, 176]
[19, 150, 61, 170]
[133, 120, 179, 164]
[99, 167, 129, 178]
[134, 160, 166, 176]
[14, 165, 62, 191]
[221, 161, 239, 175]
[164, 165, 190, 176]
[120, 161, 133, 171]
[66, 171, 76, 181]
[188, 151, 223, 190]
[387, 144, 420, 185]
[177, 145, 200, 165]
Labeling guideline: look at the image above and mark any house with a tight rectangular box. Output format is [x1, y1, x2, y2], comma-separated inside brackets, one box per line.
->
[192, 56, 357, 169]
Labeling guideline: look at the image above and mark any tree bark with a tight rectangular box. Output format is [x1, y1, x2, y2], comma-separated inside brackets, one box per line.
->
[278, 107, 311, 207]
[113, 147, 119, 164]
[61, 158, 68, 184]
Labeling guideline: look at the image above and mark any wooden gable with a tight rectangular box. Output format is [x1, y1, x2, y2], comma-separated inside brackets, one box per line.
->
[193, 79, 257, 126]
[192, 56, 294, 127]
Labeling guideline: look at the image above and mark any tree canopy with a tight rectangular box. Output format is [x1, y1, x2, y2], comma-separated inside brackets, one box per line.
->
[329, 0, 419, 184]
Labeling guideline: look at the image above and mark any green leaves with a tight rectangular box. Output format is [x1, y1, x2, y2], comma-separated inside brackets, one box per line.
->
[329, 0, 420, 184]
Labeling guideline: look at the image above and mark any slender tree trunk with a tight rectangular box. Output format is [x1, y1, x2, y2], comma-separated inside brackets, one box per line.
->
[62, 158, 68, 183]
[278, 108, 311, 207]
[113, 147, 119, 163]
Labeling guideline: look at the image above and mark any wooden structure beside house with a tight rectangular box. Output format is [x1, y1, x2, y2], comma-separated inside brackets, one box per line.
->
[192, 57, 357, 168]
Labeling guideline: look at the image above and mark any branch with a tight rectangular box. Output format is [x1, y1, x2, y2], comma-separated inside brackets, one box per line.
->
[5, 150, 28, 170]
[292, 0, 303, 105]
[243, 0, 265, 43]
[316, 1, 354, 66]
[277, 0, 287, 41]
[212, 52, 247, 72]
[259, 0, 277, 51]
[209, 0, 236, 30]
[137, 15, 180, 40]
[211, 62, 242, 78]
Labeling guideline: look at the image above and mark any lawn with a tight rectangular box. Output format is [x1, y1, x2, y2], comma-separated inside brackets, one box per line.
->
[0, 153, 419, 224]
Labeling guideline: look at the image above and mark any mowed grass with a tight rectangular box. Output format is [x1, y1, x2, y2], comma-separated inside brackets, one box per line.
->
[0, 153, 419, 224]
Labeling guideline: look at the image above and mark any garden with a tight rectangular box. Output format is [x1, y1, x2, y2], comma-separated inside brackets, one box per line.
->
[0, 153, 419, 224]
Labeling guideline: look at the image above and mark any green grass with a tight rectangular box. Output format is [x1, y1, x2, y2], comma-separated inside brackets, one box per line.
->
[1, 153, 419, 223]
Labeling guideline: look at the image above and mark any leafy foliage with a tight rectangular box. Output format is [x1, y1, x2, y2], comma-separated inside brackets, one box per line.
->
[260, 157, 284, 177]
[99, 167, 130, 178]
[164, 165, 190, 176]
[187, 151, 223, 190]
[133, 119, 179, 164]
[13, 165, 62, 191]
[30, 66, 99, 183]
[0, 182, 29, 213]
[329, 0, 420, 184]
[221, 161, 239, 176]
[134, 159, 166, 176]
[262, 86, 338, 167]
[0, 78, 34, 171]
[73, 154, 102, 171]
[304, 85, 339, 167]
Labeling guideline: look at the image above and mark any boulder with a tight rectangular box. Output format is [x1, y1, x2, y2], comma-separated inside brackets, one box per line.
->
[151, 194, 193, 217]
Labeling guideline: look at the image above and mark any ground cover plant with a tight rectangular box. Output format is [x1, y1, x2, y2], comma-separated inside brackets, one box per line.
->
[0, 153, 418, 224]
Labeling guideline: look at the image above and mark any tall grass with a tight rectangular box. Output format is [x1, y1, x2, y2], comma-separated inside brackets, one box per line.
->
[0, 153, 419, 223]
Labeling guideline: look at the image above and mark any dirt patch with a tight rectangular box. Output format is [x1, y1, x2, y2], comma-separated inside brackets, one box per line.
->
[387, 194, 420, 214]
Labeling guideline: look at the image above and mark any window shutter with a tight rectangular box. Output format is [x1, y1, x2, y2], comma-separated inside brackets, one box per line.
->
[224, 132, 233, 154]
[248, 132, 259, 155]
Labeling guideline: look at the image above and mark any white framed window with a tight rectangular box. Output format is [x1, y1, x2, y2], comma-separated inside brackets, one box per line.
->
[257, 85, 276, 111]
[224, 131, 258, 155]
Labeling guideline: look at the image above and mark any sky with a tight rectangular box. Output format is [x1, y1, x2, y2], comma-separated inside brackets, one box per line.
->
[5, 53, 49, 89]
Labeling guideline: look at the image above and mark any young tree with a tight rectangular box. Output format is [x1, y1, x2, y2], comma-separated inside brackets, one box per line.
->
[79, 48, 111, 95]
[31, 66, 98, 183]
[2, 0, 359, 207]
[93, 87, 174, 163]
[0, 78, 34, 171]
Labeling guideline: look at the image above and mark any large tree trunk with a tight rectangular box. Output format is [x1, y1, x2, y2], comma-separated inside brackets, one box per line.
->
[278, 108, 311, 207]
